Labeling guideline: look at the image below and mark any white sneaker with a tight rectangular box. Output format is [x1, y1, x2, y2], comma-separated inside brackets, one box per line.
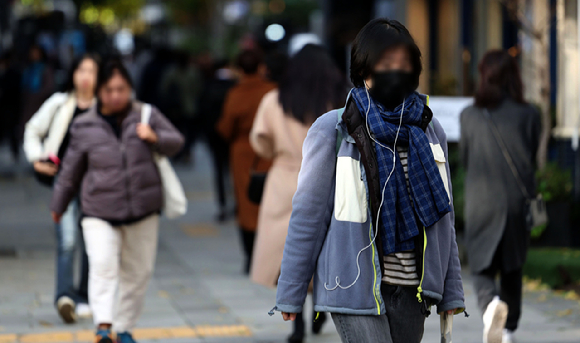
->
[482, 296, 508, 343]
[56, 296, 77, 324]
[502, 329, 515, 343]
[76, 303, 92, 318]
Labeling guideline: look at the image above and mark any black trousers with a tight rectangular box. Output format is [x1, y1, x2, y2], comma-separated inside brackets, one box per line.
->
[207, 132, 229, 210]
[473, 245, 523, 331]
[239, 228, 255, 274]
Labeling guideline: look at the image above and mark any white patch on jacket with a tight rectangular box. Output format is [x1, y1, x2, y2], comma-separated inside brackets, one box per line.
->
[430, 143, 451, 201]
[334, 156, 368, 223]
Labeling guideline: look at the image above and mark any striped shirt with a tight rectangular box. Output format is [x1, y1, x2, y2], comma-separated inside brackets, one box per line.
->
[382, 146, 419, 286]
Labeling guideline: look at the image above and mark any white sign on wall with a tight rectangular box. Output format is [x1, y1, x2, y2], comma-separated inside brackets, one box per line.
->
[428, 96, 473, 142]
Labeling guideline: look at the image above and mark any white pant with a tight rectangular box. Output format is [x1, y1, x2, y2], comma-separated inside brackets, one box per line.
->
[82, 215, 159, 332]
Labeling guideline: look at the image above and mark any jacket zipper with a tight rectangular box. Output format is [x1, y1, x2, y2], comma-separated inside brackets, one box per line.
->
[416, 228, 427, 303]
[120, 142, 133, 219]
[369, 222, 381, 315]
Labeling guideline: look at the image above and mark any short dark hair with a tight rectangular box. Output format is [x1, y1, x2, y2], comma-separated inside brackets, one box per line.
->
[475, 49, 524, 108]
[63, 54, 100, 93]
[264, 51, 288, 83]
[279, 44, 347, 124]
[236, 49, 263, 75]
[350, 18, 422, 88]
[97, 58, 133, 91]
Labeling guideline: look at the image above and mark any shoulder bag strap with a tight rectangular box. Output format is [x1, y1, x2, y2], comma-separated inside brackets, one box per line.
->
[483, 109, 531, 200]
[42, 101, 65, 141]
[141, 103, 152, 125]
[335, 107, 345, 156]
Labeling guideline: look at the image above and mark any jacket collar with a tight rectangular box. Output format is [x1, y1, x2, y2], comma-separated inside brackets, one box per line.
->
[75, 101, 141, 127]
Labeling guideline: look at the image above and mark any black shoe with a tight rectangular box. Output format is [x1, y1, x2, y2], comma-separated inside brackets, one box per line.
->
[312, 311, 327, 334]
[288, 313, 305, 343]
[216, 210, 227, 223]
[287, 332, 304, 343]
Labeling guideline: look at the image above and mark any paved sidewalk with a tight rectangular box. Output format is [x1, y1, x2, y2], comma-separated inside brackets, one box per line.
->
[0, 144, 578, 342]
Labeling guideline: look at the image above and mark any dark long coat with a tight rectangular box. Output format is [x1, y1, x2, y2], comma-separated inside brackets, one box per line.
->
[460, 99, 540, 273]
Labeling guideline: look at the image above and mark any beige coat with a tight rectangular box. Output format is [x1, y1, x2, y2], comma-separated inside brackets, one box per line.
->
[249, 90, 312, 287]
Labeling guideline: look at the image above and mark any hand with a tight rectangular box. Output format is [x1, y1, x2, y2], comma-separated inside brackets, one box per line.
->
[34, 161, 58, 176]
[51, 211, 62, 223]
[282, 312, 297, 321]
[136, 123, 158, 144]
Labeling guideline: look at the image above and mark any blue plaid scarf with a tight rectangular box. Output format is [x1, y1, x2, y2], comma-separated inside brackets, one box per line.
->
[351, 87, 451, 254]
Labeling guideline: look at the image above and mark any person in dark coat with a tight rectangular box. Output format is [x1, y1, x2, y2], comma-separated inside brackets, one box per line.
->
[460, 50, 541, 343]
[20, 45, 55, 143]
[0, 51, 21, 162]
[198, 60, 237, 221]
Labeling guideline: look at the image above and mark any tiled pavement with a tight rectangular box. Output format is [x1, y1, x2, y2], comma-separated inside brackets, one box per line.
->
[0, 144, 578, 343]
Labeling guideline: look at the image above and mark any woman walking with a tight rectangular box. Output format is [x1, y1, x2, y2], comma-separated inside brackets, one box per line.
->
[50, 60, 184, 343]
[217, 50, 275, 273]
[273, 19, 465, 343]
[250, 44, 346, 343]
[460, 50, 540, 343]
[24, 54, 99, 323]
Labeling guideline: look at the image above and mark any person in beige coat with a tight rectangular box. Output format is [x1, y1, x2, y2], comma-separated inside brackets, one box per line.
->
[249, 45, 346, 343]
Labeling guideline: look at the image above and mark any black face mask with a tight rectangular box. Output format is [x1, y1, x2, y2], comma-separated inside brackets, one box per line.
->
[368, 71, 415, 110]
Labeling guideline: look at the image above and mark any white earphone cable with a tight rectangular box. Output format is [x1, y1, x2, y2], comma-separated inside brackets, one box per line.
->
[325, 84, 405, 291]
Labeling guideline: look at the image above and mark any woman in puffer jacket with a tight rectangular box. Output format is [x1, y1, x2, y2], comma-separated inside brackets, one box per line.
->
[50, 59, 184, 343]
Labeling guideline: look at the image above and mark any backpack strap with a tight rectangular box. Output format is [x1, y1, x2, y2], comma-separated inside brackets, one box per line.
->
[335, 107, 345, 156]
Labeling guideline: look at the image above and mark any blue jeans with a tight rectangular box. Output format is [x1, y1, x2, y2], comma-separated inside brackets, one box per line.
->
[331, 284, 426, 343]
[55, 198, 89, 304]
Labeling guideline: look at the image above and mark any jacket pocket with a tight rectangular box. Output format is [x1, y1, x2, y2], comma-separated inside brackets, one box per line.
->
[430, 143, 451, 201]
[334, 156, 368, 223]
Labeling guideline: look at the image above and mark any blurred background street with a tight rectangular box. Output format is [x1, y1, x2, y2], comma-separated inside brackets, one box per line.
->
[1, 0, 580, 342]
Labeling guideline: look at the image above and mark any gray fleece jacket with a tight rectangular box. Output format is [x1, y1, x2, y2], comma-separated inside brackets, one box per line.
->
[274, 98, 465, 316]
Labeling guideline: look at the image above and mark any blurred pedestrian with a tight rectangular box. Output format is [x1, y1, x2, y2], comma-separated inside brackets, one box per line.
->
[217, 50, 275, 273]
[198, 60, 237, 221]
[0, 50, 22, 162]
[460, 50, 541, 343]
[50, 59, 184, 343]
[249, 44, 346, 343]
[20, 45, 55, 140]
[274, 19, 465, 343]
[138, 47, 172, 109]
[264, 51, 288, 84]
[160, 51, 201, 163]
[23, 54, 99, 323]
